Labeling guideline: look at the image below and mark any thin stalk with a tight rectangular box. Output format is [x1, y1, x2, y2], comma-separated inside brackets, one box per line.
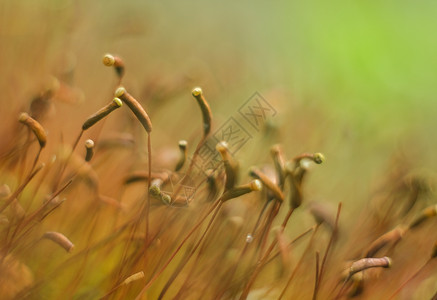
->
[278, 223, 321, 300]
[134, 199, 221, 300]
[113, 133, 153, 282]
[173, 218, 230, 300]
[158, 201, 223, 299]
[388, 259, 432, 300]
[171, 135, 207, 202]
[238, 206, 294, 300]
[53, 130, 83, 191]
[257, 201, 281, 260]
[0, 163, 44, 213]
[213, 200, 272, 299]
[252, 200, 272, 240]
[264, 225, 315, 265]
[14, 219, 134, 299]
[29, 147, 42, 176]
[313, 202, 342, 300]
[114, 200, 148, 283]
[17, 131, 33, 183]
[145, 133, 152, 241]
[432, 289, 437, 300]
[314, 251, 320, 299]
[8, 180, 72, 251]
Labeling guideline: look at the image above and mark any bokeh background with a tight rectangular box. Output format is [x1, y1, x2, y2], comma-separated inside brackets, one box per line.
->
[1, 0, 437, 298]
[2, 0, 437, 219]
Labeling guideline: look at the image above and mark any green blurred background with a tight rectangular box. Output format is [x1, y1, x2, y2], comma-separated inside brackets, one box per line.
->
[1, 1, 437, 298]
[1, 0, 437, 216]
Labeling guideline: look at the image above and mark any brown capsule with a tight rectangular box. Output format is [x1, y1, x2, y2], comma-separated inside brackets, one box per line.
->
[149, 178, 164, 198]
[115, 87, 152, 133]
[432, 241, 437, 259]
[313, 153, 325, 164]
[149, 178, 173, 205]
[30, 93, 55, 120]
[285, 162, 307, 209]
[123, 170, 169, 185]
[123, 271, 145, 285]
[408, 204, 437, 229]
[216, 141, 239, 191]
[205, 169, 219, 201]
[192, 87, 212, 138]
[249, 167, 284, 202]
[308, 202, 335, 230]
[98, 195, 123, 210]
[82, 98, 122, 130]
[84, 139, 94, 162]
[175, 140, 187, 172]
[293, 152, 326, 165]
[348, 257, 391, 278]
[221, 180, 262, 202]
[161, 193, 172, 205]
[42, 231, 74, 252]
[124, 172, 149, 184]
[29, 76, 59, 119]
[364, 226, 406, 258]
[19, 112, 47, 148]
[348, 272, 365, 297]
[271, 144, 286, 189]
[102, 54, 125, 78]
